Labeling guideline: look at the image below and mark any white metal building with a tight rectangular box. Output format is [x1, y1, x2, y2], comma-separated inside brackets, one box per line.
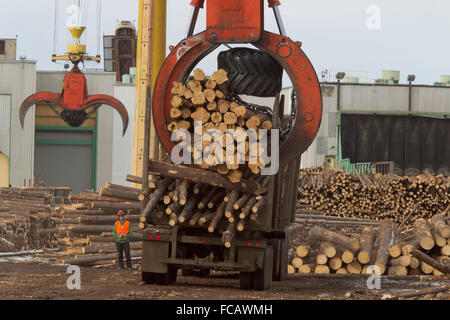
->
[0, 60, 36, 187]
[0, 62, 136, 192]
[301, 82, 450, 173]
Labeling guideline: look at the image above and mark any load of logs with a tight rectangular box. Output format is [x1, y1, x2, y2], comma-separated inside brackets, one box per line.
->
[168, 68, 273, 183]
[289, 207, 450, 276]
[0, 188, 56, 251]
[139, 161, 268, 248]
[298, 167, 449, 224]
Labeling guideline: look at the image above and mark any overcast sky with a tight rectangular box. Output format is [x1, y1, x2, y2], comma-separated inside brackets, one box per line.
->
[1, 0, 450, 85]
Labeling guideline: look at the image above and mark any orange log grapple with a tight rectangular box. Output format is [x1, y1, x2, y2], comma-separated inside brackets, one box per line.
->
[152, 0, 322, 165]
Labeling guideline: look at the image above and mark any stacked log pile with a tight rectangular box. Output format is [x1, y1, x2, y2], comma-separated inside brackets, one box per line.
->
[298, 167, 449, 223]
[141, 160, 268, 249]
[0, 188, 56, 251]
[288, 208, 450, 276]
[52, 182, 144, 266]
[168, 68, 273, 182]
[0, 183, 145, 267]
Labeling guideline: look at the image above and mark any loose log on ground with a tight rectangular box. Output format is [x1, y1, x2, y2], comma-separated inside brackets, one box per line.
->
[99, 187, 139, 201]
[431, 213, 450, 238]
[291, 257, 303, 268]
[63, 250, 141, 265]
[387, 265, 408, 276]
[329, 257, 343, 271]
[414, 218, 435, 250]
[358, 227, 374, 264]
[296, 245, 310, 258]
[298, 264, 313, 274]
[389, 255, 412, 267]
[310, 226, 360, 253]
[314, 265, 330, 274]
[319, 242, 336, 258]
[316, 254, 328, 265]
[346, 261, 362, 274]
[406, 246, 450, 274]
[374, 219, 394, 275]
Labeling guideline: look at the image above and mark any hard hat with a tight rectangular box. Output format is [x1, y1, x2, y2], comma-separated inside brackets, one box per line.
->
[117, 210, 125, 216]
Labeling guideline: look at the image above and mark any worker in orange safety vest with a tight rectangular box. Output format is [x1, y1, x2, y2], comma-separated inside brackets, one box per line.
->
[113, 210, 133, 269]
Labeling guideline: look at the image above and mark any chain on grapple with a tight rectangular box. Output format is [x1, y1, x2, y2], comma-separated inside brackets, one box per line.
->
[59, 110, 89, 127]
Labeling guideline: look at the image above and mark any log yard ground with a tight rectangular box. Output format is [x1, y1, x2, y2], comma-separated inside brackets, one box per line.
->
[0, 261, 449, 300]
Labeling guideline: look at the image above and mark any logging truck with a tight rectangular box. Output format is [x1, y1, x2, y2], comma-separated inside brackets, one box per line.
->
[139, 0, 324, 290]
[141, 157, 300, 290]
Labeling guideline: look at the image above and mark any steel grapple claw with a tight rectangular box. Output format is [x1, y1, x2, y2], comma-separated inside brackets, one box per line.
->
[19, 65, 129, 136]
[19, 92, 61, 129]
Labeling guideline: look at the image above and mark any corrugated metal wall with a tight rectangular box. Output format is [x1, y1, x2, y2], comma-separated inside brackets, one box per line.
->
[302, 83, 450, 169]
[340, 84, 450, 113]
[0, 61, 36, 186]
[0, 94, 10, 158]
[112, 84, 135, 186]
[37, 71, 116, 191]
[340, 85, 409, 111]
[414, 87, 450, 113]
[341, 114, 449, 175]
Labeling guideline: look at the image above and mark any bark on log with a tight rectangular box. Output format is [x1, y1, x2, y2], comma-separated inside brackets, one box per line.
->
[374, 219, 394, 275]
[63, 250, 141, 265]
[296, 245, 310, 258]
[239, 196, 257, 220]
[358, 227, 374, 264]
[148, 160, 264, 195]
[224, 191, 239, 218]
[179, 195, 199, 224]
[91, 201, 141, 211]
[189, 210, 203, 226]
[310, 226, 360, 252]
[233, 194, 251, 211]
[208, 201, 227, 233]
[406, 247, 450, 274]
[222, 221, 236, 248]
[99, 187, 140, 201]
[78, 215, 141, 225]
[431, 213, 450, 238]
[319, 242, 337, 258]
[414, 218, 435, 250]
[140, 177, 174, 223]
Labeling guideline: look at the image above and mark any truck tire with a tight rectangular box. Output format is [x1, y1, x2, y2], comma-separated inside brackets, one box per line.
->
[271, 239, 281, 281]
[253, 245, 273, 291]
[272, 238, 288, 281]
[156, 266, 178, 285]
[142, 272, 157, 284]
[217, 48, 283, 97]
[239, 272, 254, 290]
